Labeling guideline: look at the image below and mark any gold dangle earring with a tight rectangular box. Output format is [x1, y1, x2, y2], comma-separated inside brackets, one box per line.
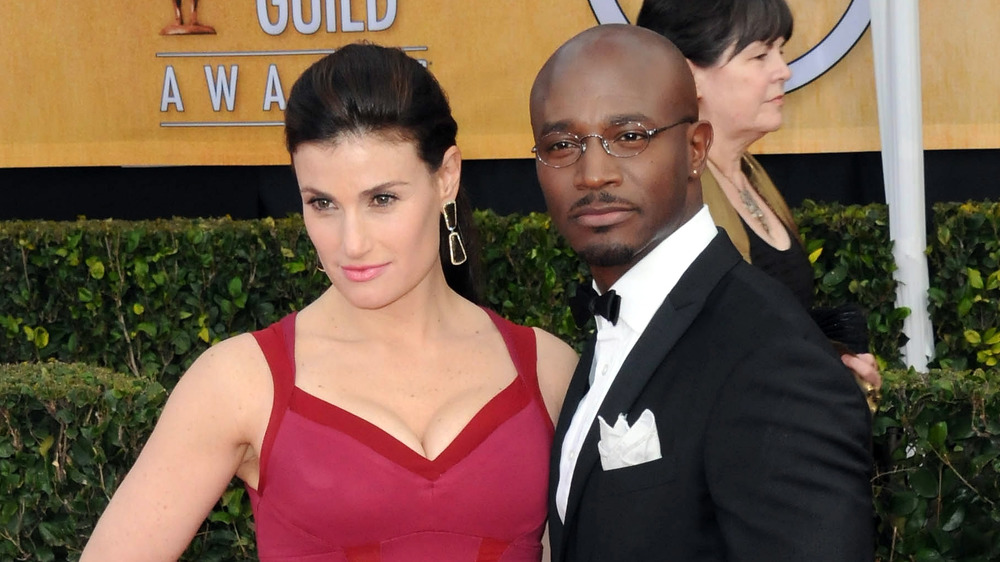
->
[442, 200, 467, 266]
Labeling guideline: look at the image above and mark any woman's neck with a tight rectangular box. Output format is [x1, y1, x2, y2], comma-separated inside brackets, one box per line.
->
[700, 117, 766, 179]
[706, 135, 752, 181]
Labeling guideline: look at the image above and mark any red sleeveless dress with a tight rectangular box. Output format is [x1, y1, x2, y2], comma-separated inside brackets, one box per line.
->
[247, 309, 553, 561]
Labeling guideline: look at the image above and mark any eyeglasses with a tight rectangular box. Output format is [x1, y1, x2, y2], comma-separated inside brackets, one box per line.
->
[532, 118, 697, 168]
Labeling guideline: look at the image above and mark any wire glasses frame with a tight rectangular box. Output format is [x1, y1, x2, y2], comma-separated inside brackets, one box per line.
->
[531, 117, 697, 168]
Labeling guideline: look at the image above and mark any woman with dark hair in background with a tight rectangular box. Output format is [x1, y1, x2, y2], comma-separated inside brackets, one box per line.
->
[82, 43, 576, 561]
[637, 0, 881, 397]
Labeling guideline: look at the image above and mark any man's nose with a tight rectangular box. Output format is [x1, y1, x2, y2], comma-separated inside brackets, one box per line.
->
[574, 137, 622, 190]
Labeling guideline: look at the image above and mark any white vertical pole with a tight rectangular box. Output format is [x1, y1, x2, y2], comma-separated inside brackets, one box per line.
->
[870, 0, 934, 371]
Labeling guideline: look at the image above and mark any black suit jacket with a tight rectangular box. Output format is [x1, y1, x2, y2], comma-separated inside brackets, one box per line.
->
[549, 232, 873, 562]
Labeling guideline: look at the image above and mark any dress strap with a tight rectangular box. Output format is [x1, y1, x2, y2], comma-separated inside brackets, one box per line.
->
[482, 308, 551, 432]
[251, 312, 298, 495]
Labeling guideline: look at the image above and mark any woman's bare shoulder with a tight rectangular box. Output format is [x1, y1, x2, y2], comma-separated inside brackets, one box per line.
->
[531, 328, 578, 422]
[178, 332, 273, 405]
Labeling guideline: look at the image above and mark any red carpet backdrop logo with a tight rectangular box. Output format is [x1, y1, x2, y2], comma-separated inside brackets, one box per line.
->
[161, 0, 216, 35]
[157, 1, 405, 127]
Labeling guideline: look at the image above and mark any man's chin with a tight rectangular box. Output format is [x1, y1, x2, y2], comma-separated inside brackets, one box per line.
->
[578, 243, 635, 268]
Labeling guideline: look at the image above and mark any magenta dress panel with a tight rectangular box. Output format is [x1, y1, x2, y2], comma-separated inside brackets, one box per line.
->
[246, 309, 554, 562]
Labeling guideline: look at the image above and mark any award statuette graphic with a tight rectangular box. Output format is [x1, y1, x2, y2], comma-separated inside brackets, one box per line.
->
[161, 0, 216, 35]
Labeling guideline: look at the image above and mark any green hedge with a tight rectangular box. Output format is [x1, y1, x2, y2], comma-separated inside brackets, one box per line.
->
[476, 212, 590, 350]
[0, 362, 252, 561]
[3, 362, 998, 561]
[873, 367, 1000, 561]
[0, 362, 153, 562]
[795, 201, 907, 363]
[7, 202, 997, 374]
[928, 201, 1000, 370]
[0, 203, 913, 379]
[0, 217, 320, 385]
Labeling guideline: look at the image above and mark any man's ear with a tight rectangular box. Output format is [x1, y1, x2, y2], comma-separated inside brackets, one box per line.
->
[436, 145, 462, 203]
[689, 120, 714, 175]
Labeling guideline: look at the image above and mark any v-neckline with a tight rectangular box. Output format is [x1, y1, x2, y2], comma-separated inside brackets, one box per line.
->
[284, 308, 532, 480]
[289, 376, 527, 480]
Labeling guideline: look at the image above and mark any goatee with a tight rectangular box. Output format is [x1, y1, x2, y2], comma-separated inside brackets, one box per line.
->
[579, 244, 635, 267]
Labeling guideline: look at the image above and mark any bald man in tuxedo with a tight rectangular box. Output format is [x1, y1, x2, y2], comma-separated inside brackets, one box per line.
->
[530, 25, 874, 562]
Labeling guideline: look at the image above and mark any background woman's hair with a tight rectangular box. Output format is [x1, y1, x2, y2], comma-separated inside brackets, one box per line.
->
[285, 43, 481, 302]
[636, 0, 793, 67]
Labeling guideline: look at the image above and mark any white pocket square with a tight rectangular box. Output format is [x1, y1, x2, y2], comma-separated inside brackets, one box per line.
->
[597, 409, 662, 471]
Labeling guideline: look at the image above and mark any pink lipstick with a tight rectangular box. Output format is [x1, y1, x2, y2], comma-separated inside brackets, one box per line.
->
[341, 263, 388, 282]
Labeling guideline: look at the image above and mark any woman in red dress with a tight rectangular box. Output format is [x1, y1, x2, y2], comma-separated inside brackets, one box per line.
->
[82, 43, 577, 561]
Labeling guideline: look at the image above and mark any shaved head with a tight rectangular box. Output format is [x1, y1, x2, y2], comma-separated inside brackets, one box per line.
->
[530, 24, 698, 129]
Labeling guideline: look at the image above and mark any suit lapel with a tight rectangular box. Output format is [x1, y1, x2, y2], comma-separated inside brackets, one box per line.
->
[558, 232, 744, 535]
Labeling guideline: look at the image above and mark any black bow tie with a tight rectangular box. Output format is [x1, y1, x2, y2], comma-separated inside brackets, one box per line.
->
[570, 285, 621, 328]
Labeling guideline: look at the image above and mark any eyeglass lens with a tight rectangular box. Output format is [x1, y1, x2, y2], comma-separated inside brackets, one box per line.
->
[534, 122, 655, 168]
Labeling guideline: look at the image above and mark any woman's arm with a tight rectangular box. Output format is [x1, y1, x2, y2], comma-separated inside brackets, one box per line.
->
[81, 334, 269, 561]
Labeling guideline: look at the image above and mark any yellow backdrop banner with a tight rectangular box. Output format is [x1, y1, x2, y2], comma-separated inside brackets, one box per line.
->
[0, 1, 993, 167]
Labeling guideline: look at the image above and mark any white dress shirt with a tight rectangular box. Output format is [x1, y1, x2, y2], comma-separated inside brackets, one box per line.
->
[555, 206, 718, 522]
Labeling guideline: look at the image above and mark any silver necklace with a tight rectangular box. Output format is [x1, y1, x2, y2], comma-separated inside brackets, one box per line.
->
[710, 161, 770, 235]
[737, 186, 769, 235]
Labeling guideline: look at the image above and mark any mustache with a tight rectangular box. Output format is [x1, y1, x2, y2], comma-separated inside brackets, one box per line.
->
[569, 191, 632, 212]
